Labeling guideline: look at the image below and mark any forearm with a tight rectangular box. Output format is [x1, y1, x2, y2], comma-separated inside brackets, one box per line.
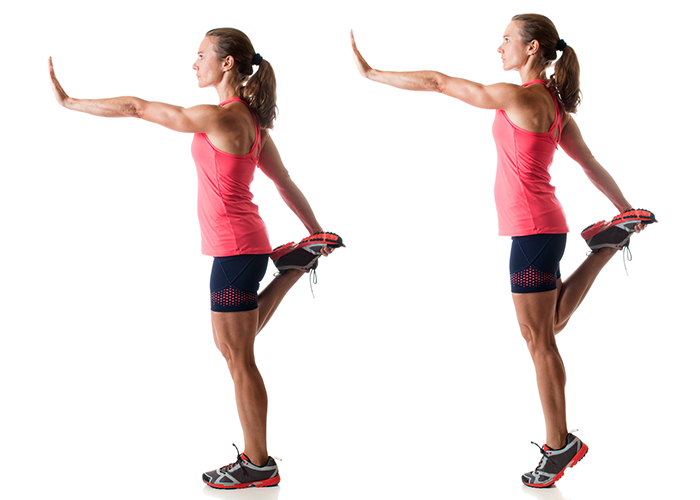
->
[583, 161, 632, 212]
[366, 69, 445, 92]
[276, 181, 323, 234]
[63, 96, 145, 118]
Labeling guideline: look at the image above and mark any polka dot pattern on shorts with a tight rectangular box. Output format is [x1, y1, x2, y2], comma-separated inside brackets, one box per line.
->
[510, 266, 557, 289]
[211, 286, 258, 309]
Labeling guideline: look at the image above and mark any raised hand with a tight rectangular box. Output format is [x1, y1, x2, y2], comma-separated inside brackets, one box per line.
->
[350, 30, 373, 78]
[48, 57, 70, 107]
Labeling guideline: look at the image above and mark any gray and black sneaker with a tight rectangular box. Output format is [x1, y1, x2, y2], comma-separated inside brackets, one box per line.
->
[203, 443, 280, 490]
[581, 208, 657, 252]
[270, 232, 344, 273]
[270, 243, 322, 273]
[522, 433, 588, 488]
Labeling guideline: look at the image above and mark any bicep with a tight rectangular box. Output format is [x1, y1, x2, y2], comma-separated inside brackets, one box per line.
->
[137, 101, 215, 134]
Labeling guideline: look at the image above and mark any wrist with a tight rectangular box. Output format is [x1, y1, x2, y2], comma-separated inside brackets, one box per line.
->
[64, 97, 78, 110]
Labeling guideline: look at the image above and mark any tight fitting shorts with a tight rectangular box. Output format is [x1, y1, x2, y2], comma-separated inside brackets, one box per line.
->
[210, 254, 269, 312]
[509, 234, 567, 294]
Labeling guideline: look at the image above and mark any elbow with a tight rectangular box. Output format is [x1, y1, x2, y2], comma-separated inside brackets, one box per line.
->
[432, 76, 447, 94]
[130, 103, 144, 119]
[123, 98, 144, 119]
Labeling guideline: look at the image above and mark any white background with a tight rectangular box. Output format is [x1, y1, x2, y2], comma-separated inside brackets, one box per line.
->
[1, 1, 698, 499]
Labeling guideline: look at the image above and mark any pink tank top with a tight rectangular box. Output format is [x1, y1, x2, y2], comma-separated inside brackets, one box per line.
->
[492, 79, 569, 236]
[191, 97, 272, 257]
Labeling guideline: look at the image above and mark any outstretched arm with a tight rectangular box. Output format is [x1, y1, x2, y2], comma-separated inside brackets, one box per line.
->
[560, 117, 646, 231]
[48, 57, 216, 133]
[350, 30, 519, 110]
[257, 132, 332, 252]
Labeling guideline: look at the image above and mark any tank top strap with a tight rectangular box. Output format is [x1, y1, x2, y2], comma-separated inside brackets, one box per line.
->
[522, 79, 548, 87]
[521, 79, 563, 142]
[218, 97, 262, 158]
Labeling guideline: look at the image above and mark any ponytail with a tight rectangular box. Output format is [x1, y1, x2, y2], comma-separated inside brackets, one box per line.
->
[512, 14, 582, 113]
[553, 44, 581, 114]
[240, 58, 277, 130]
[206, 28, 278, 129]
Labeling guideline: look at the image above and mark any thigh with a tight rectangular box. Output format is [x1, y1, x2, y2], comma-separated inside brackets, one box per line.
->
[512, 288, 558, 332]
[212, 309, 259, 356]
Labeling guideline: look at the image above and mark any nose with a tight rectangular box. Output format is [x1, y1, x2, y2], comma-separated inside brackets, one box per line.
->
[497, 44, 503, 54]
[192, 60, 198, 70]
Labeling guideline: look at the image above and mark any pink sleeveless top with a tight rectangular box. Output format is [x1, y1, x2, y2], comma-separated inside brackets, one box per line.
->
[492, 79, 569, 236]
[191, 97, 272, 257]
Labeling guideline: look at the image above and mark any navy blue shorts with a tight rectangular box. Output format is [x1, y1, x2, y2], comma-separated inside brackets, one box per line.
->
[210, 255, 269, 312]
[510, 234, 567, 294]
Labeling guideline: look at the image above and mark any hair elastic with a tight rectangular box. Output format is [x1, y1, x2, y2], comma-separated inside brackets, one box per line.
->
[555, 39, 567, 51]
[251, 53, 263, 65]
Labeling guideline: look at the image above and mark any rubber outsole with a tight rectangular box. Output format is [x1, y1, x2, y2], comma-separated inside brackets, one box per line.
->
[298, 231, 344, 249]
[523, 443, 589, 488]
[581, 209, 657, 239]
[203, 474, 280, 490]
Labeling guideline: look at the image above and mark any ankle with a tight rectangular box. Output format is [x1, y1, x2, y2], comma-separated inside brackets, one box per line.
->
[277, 269, 304, 280]
[546, 435, 568, 450]
[244, 451, 269, 467]
[593, 247, 616, 257]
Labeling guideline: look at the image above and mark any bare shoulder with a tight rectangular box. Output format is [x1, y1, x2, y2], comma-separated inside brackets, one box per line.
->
[487, 82, 528, 105]
[207, 101, 258, 155]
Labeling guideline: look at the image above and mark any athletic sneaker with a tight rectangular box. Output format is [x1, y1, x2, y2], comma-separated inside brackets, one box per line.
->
[270, 232, 344, 273]
[581, 208, 657, 252]
[202, 444, 280, 490]
[522, 433, 588, 488]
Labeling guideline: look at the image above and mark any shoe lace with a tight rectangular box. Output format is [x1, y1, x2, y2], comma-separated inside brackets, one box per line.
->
[622, 242, 633, 276]
[309, 267, 318, 298]
[530, 441, 548, 471]
[220, 443, 244, 474]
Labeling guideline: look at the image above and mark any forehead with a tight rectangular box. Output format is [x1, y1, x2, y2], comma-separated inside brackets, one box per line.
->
[198, 36, 216, 52]
[503, 20, 522, 38]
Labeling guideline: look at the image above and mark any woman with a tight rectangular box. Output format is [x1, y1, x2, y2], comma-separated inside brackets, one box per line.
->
[350, 14, 655, 488]
[49, 28, 342, 489]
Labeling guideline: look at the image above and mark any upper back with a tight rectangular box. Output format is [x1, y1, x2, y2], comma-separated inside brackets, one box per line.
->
[504, 80, 564, 139]
[206, 99, 260, 157]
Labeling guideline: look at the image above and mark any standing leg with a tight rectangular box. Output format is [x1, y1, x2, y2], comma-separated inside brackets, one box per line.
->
[553, 247, 615, 333]
[211, 309, 269, 467]
[513, 290, 568, 449]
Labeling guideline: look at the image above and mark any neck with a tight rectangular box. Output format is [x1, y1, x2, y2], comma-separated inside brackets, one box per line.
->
[214, 72, 240, 104]
[518, 58, 547, 84]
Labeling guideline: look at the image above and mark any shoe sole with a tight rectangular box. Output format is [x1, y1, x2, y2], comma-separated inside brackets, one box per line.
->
[203, 474, 280, 489]
[581, 209, 657, 240]
[298, 231, 344, 249]
[523, 443, 589, 488]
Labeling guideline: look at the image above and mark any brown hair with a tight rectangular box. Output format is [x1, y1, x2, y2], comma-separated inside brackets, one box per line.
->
[206, 28, 278, 129]
[512, 14, 582, 113]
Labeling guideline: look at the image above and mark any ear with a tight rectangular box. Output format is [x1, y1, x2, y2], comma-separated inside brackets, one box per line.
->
[222, 55, 235, 72]
[527, 39, 540, 56]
